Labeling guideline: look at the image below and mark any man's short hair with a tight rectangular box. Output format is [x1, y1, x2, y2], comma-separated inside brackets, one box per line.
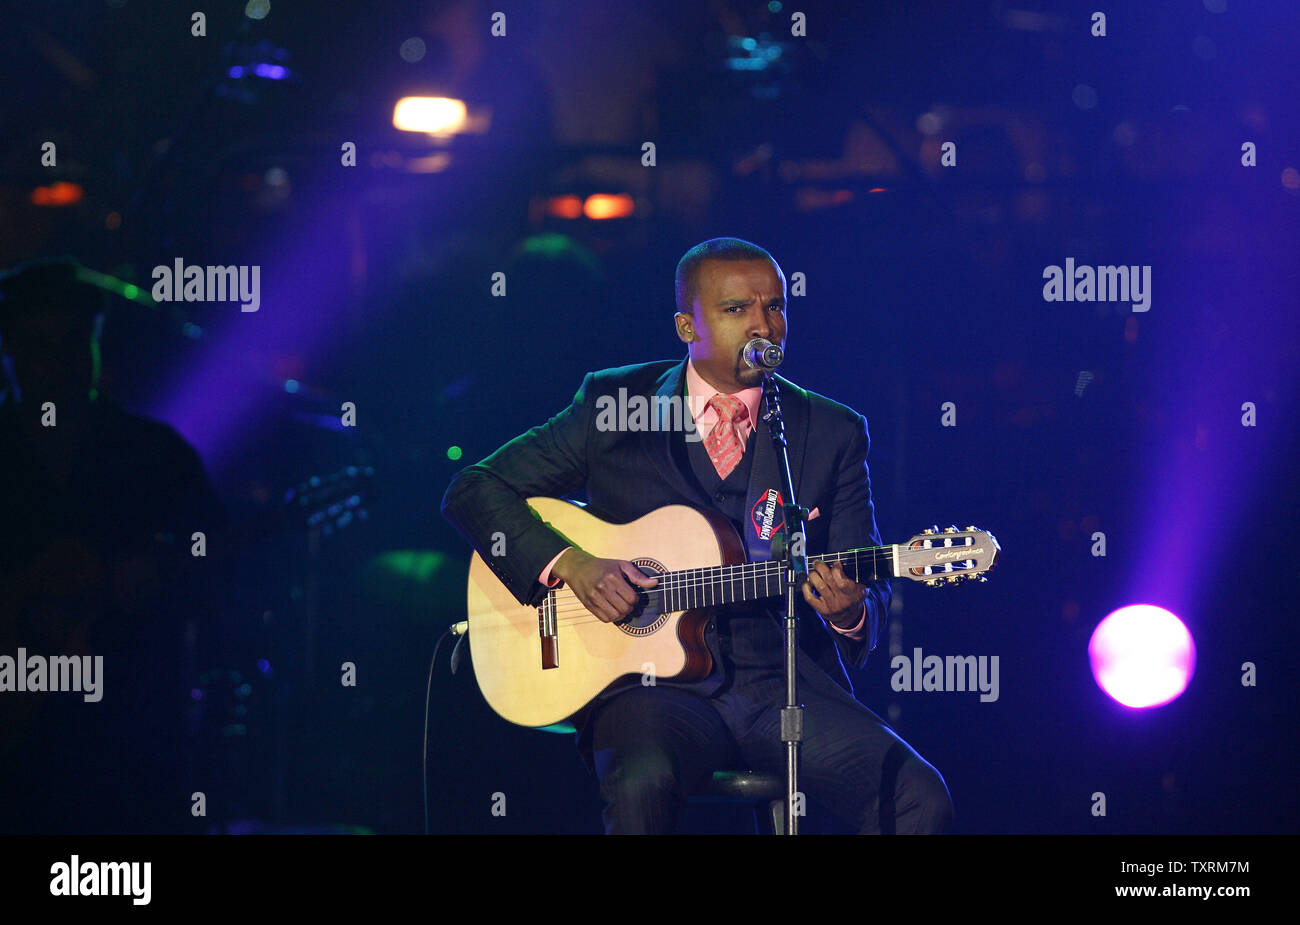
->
[674, 237, 783, 315]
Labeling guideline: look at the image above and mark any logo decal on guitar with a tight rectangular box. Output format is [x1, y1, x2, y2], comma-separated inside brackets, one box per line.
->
[750, 488, 784, 541]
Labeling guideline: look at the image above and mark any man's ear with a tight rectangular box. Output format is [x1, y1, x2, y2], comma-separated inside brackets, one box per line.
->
[673, 312, 695, 343]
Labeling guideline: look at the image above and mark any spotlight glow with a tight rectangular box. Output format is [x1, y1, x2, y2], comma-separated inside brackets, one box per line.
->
[393, 97, 468, 134]
[29, 181, 83, 206]
[583, 193, 635, 220]
[544, 195, 583, 219]
[1089, 604, 1195, 708]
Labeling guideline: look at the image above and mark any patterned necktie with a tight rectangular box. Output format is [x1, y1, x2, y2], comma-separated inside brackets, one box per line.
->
[704, 393, 749, 480]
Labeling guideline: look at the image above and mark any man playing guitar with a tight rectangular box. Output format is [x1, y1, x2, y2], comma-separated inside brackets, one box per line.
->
[442, 238, 953, 834]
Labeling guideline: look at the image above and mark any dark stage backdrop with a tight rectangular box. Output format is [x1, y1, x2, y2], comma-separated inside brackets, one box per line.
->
[0, 0, 1295, 837]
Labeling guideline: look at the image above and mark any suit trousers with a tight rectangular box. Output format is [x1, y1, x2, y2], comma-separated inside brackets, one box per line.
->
[590, 663, 954, 835]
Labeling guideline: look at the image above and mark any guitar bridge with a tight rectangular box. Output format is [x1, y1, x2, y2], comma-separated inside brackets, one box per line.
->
[538, 590, 559, 669]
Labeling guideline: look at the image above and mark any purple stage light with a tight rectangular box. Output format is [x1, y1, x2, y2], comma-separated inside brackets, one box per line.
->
[228, 63, 291, 80]
[148, 195, 358, 469]
[1089, 604, 1196, 708]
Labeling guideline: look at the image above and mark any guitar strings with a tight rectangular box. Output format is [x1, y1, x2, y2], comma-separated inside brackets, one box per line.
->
[574, 549, 920, 595]
[550, 548, 888, 599]
[530, 534, 981, 614]
[540, 547, 973, 623]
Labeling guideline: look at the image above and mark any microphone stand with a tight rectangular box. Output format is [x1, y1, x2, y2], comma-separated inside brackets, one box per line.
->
[759, 371, 808, 835]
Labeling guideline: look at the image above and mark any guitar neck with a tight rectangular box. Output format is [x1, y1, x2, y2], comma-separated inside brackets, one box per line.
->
[651, 547, 892, 612]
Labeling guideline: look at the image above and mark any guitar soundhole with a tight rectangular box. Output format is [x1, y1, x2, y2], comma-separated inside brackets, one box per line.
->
[614, 559, 670, 637]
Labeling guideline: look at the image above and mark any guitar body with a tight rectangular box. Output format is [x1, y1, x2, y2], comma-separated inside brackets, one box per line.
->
[464, 498, 1000, 729]
[467, 498, 745, 728]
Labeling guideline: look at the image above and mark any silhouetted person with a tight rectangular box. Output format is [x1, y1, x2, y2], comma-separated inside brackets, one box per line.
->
[0, 258, 228, 833]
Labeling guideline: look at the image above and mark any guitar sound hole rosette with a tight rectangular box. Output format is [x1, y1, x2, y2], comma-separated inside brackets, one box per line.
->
[614, 558, 670, 636]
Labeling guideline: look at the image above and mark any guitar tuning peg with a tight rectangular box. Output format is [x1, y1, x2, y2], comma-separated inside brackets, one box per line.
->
[964, 525, 977, 532]
[976, 575, 988, 582]
[928, 524, 941, 535]
[943, 525, 958, 533]
[925, 578, 941, 587]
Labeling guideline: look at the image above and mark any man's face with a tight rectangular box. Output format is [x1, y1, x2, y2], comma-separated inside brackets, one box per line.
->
[674, 258, 787, 392]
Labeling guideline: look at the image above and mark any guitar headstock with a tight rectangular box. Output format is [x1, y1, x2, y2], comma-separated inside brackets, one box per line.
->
[897, 525, 1000, 586]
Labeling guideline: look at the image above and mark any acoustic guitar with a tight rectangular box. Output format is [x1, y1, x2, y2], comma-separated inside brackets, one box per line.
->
[465, 497, 1000, 727]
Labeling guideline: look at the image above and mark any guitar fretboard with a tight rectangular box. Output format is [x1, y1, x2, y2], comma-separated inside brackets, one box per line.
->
[648, 547, 893, 612]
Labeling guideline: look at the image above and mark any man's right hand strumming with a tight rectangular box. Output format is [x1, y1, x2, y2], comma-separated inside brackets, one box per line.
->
[552, 547, 658, 624]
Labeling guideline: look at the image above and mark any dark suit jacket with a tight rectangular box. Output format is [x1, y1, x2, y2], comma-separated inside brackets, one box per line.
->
[441, 356, 893, 721]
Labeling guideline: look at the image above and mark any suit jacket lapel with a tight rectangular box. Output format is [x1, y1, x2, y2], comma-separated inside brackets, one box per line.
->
[773, 372, 809, 504]
[646, 356, 712, 507]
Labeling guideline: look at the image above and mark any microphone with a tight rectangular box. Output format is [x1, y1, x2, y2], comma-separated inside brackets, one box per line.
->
[741, 338, 784, 370]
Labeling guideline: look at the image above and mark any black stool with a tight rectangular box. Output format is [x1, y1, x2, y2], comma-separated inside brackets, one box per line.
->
[689, 770, 787, 835]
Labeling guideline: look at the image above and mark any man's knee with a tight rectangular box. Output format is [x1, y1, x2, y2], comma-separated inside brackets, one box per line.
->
[595, 748, 681, 805]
